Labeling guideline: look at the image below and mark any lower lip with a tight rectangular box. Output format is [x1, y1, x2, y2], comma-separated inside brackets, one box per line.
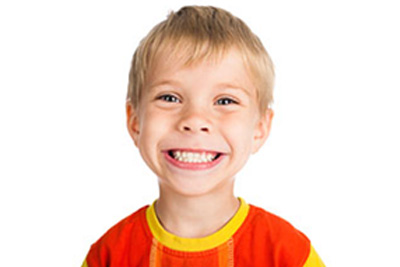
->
[163, 152, 225, 170]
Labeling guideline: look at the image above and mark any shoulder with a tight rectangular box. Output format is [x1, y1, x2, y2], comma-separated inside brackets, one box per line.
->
[249, 204, 310, 244]
[235, 203, 312, 266]
[89, 205, 151, 256]
[84, 205, 153, 266]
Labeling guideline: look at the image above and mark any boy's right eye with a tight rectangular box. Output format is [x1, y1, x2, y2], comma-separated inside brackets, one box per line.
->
[156, 94, 181, 103]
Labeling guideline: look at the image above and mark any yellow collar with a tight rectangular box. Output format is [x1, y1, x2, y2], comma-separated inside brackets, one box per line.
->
[146, 197, 249, 252]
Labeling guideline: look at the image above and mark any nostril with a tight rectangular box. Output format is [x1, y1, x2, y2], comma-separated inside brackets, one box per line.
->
[180, 124, 210, 133]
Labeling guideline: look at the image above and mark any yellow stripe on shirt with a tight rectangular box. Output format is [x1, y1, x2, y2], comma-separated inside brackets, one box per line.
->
[146, 197, 249, 252]
[303, 245, 325, 267]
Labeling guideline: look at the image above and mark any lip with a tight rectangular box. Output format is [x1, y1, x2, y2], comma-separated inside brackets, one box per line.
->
[162, 150, 226, 170]
[163, 148, 225, 154]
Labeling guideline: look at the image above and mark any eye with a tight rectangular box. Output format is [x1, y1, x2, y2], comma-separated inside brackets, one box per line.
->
[156, 94, 181, 103]
[216, 97, 238, 105]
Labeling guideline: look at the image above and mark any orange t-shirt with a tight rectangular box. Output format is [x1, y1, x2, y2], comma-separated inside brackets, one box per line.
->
[82, 198, 324, 267]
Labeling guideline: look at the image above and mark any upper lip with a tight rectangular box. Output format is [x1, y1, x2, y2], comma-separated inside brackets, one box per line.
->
[162, 148, 226, 154]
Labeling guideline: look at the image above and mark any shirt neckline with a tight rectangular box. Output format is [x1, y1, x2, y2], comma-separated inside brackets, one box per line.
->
[145, 197, 249, 252]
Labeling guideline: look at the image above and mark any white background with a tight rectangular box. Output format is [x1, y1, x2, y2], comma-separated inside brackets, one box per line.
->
[1, 0, 399, 266]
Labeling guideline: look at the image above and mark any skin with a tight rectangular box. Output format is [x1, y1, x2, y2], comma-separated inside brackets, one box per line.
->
[126, 48, 274, 238]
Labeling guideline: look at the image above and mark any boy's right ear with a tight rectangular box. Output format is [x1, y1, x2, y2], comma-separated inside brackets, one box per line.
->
[126, 101, 140, 147]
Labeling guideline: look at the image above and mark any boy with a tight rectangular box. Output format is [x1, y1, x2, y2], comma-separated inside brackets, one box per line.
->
[82, 6, 325, 267]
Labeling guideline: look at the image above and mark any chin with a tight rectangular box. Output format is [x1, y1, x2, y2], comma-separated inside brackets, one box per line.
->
[160, 175, 233, 198]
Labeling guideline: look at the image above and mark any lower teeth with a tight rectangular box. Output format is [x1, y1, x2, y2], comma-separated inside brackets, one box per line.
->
[168, 151, 220, 163]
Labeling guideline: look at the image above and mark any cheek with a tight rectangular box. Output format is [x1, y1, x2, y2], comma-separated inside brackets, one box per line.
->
[140, 108, 170, 133]
[223, 115, 257, 152]
[137, 110, 173, 150]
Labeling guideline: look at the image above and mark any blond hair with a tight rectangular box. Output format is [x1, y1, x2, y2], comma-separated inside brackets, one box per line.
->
[127, 6, 274, 113]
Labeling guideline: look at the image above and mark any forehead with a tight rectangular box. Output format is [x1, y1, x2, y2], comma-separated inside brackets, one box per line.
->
[146, 47, 256, 95]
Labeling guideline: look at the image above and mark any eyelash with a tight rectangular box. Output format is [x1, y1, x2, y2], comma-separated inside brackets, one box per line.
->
[156, 94, 181, 103]
[156, 94, 239, 105]
[216, 98, 239, 105]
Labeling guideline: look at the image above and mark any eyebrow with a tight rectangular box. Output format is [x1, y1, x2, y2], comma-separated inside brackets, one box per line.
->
[148, 80, 251, 96]
[216, 83, 251, 96]
[147, 80, 182, 92]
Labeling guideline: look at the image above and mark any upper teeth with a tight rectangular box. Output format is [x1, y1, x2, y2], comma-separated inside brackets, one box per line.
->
[172, 151, 216, 163]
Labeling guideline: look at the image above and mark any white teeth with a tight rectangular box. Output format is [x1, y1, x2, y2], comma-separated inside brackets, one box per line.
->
[171, 151, 217, 163]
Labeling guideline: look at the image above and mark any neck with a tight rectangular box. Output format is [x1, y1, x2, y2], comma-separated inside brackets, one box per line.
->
[155, 186, 240, 238]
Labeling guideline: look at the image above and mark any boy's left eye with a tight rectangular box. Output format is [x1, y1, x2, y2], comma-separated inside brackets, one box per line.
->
[216, 98, 238, 105]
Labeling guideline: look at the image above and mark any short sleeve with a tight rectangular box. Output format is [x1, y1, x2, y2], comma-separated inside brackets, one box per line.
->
[303, 245, 325, 267]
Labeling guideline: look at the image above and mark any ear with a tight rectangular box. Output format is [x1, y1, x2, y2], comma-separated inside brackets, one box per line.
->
[126, 101, 140, 147]
[251, 109, 274, 154]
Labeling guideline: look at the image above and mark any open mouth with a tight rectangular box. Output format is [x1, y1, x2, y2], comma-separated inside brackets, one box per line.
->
[167, 150, 222, 163]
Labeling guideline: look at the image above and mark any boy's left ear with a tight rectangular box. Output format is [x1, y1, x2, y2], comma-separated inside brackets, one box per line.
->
[252, 109, 274, 154]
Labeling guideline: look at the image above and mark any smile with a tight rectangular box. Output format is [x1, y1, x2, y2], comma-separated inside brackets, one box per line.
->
[168, 150, 221, 163]
[164, 149, 225, 170]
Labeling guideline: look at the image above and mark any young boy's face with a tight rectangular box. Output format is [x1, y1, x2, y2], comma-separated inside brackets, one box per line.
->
[127, 48, 273, 197]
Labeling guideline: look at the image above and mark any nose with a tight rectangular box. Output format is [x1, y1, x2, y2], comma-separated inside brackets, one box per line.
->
[177, 108, 212, 134]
